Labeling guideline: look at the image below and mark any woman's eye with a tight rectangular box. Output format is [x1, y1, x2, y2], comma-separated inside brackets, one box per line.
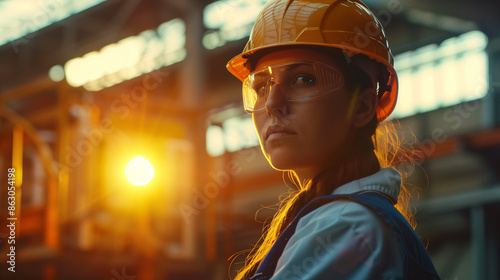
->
[254, 82, 268, 97]
[256, 85, 266, 96]
[254, 78, 274, 97]
[291, 75, 315, 87]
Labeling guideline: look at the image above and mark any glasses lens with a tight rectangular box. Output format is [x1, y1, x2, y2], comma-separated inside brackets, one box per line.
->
[243, 69, 268, 112]
[313, 62, 344, 93]
[242, 61, 344, 112]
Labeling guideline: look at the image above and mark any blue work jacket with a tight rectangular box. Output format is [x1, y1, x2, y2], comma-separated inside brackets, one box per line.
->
[246, 168, 440, 280]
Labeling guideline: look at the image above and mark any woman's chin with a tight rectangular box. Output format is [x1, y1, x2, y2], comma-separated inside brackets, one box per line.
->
[265, 154, 299, 171]
[263, 143, 310, 171]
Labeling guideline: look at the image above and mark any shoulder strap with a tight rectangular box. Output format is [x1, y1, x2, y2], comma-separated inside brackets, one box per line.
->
[250, 192, 440, 280]
[347, 193, 440, 279]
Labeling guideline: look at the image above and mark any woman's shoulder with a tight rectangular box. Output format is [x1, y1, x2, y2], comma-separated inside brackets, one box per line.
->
[292, 195, 395, 252]
[278, 195, 404, 278]
[297, 195, 385, 231]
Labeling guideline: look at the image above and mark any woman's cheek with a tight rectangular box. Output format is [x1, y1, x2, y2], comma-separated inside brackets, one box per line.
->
[252, 115, 265, 140]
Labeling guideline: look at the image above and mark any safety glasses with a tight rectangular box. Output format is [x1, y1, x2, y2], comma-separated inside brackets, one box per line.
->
[242, 61, 344, 113]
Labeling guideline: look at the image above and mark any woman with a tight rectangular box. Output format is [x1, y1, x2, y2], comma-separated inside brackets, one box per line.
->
[226, 0, 440, 279]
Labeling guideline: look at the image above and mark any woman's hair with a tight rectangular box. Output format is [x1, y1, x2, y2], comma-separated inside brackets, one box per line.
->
[231, 46, 418, 280]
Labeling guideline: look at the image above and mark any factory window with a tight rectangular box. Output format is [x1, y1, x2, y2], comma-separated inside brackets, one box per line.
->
[206, 114, 259, 157]
[392, 30, 489, 118]
[63, 18, 186, 91]
[202, 0, 268, 50]
[0, 0, 106, 48]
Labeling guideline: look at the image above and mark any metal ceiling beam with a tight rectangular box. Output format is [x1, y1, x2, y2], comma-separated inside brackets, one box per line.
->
[415, 185, 500, 215]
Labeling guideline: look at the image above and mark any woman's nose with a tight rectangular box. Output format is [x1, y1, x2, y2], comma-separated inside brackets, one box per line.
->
[265, 83, 288, 116]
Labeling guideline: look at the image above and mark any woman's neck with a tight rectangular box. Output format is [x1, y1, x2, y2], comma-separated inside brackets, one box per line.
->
[299, 150, 380, 192]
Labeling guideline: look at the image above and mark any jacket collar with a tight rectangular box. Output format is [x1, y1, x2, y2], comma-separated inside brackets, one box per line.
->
[331, 167, 401, 204]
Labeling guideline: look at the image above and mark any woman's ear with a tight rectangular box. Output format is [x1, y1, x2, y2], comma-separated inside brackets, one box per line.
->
[352, 87, 378, 128]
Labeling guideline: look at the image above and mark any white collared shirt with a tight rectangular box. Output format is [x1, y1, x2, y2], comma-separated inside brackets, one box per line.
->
[271, 168, 404, 280]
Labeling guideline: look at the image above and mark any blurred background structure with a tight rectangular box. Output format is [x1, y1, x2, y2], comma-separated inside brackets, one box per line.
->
[0, 0, 499, 279]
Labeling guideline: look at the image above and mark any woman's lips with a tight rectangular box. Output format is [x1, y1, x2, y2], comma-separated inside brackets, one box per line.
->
[267, 132, 294, 141]
[265, 124, 295, 141]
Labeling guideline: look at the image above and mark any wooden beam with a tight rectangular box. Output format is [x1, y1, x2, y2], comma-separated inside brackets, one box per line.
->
[465, 127, 500, 149]
[0, 77, 55, 104]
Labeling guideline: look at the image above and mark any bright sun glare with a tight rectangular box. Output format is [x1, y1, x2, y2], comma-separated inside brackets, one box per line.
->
[125, 156, 154, 186]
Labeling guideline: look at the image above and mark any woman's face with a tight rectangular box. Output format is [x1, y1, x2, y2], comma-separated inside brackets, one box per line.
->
[251, 48, 356, 181]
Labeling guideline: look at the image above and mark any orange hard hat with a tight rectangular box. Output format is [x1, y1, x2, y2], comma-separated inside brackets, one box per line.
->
[226, 0, 398, 121]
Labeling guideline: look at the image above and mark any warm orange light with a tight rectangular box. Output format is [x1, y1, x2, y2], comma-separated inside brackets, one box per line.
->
[125, 156, 154, 186]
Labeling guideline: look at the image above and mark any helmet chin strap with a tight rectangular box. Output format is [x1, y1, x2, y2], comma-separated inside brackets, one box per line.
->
[346, 85, 360, 122]
[350, 55, 379, 90]
[348, 53, 393, 103]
